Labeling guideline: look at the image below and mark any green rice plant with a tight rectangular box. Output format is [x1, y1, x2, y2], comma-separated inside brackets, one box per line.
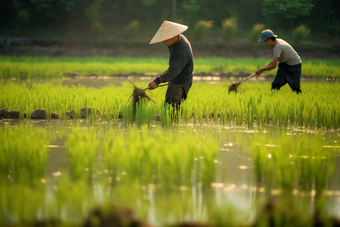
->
[222, 17, 238, 41]
[0, 125, 49, 183]
[1, 56, 340, 79]
[160, 102, 172, 127]
[193, 20, 214, 40]
[65, 127, 100, 181]
[251, 131, 339, 204]
[0, 182, 48, 225]
[1, 82, 340, 129]
[0, 174, 100, 226]
[0, 122, 339, 226]
[293, 24, 310, 44]
[250, 23, 265, 42]
[53, 174, 97, 223]
[135, 99, 156, 126]
[103, 126, 219, 188]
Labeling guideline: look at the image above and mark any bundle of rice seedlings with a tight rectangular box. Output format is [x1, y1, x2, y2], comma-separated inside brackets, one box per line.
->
[129, 82, 155, 120]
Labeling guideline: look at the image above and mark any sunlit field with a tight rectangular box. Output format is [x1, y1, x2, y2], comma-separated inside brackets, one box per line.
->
[1, 82, 339, 129]
[2, 0, 340, 224]
[1, 121, 339, 226]
[1, 56, 340, 79]
[1, 57, 340, 227]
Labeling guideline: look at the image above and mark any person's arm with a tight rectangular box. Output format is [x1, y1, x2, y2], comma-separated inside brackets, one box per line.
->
[256, 57, 279, 75]
[148, 53, 187, 90]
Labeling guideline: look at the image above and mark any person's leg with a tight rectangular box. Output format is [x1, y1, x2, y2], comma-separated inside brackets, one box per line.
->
[165, 84, 185, 113]
[286, 64, 302, 94]
[272, 63, 287, 91]
[165, 84, 184, 105]
[288, 83, 302, 94]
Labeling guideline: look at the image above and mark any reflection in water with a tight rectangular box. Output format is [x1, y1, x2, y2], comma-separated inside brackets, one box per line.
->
[0, 119, 339, 224]
[215, 143, 256, 222]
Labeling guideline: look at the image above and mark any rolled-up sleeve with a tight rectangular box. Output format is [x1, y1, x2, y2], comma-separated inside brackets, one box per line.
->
[153, 53, 188, 85]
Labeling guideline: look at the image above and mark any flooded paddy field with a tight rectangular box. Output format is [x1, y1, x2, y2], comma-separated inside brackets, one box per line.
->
[1, 118, 340, 227]
[1, 75, 340, 227]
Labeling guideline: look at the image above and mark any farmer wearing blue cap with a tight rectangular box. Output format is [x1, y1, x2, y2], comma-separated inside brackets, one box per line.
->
[256, 29, 302, 93]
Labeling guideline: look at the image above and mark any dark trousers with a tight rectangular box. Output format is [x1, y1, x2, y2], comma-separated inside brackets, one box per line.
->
[272, 62, 302, 94]
[165, 81, 192, 107]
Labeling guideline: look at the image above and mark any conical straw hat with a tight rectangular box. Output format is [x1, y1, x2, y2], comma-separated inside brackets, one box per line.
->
[149, 20, 188, 44]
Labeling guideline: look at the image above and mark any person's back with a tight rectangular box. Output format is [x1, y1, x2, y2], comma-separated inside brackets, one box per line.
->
[273, 39, 301, 66]
[167, 34, 194, 85]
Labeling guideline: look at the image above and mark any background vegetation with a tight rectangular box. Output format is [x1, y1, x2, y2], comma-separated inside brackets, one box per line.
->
[0, 0, 339, 43]
[1, 56, 339, 79]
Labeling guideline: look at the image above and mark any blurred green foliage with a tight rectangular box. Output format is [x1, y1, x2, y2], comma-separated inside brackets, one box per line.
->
[0, 0, 339, 40]
[126, 20, 139, 39]
[222, 17, 238, 41]
[262, 0, 314, 19]
[17, 9, 30, 33]
[193, 20, 213, 40]
[293, 24, 311, 44]
[251, 23, 265, 42]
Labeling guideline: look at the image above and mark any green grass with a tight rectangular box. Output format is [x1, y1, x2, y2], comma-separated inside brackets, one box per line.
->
[0, 56, 340, 79]
[1, 81, 339, 129]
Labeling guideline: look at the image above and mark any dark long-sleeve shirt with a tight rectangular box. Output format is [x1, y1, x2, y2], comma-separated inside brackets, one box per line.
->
[153, 34, 194, 85]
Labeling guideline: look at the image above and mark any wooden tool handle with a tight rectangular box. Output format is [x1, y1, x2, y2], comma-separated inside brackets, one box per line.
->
[243, 73, 256, 82]
[142, 83, 169, 91]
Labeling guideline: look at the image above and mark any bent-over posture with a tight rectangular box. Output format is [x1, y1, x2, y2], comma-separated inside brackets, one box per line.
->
[148, 20, 194, 107]
[256, 29, 302, 94]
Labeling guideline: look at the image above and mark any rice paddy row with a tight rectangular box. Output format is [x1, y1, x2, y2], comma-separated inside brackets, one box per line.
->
[1, 56, 340, 79]
[1, 124, 339, 226]
[1, 82, 339, 129]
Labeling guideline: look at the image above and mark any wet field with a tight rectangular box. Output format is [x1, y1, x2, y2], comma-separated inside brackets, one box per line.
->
[1, 76, 340, 226]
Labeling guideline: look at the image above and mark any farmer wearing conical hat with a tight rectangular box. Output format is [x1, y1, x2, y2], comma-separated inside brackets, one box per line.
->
[148, 20, 194, 107]
[256, 29, 302, 93]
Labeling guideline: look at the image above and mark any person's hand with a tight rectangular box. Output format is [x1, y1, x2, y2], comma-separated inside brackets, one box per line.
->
[148, 81, 158, 90]
[256, 69, 263, 75]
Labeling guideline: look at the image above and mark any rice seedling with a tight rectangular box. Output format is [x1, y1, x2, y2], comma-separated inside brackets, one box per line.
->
[0, 56, 339, 79]
[250, 130, 339, 207]
[1, 81, 340, 129]
[0, 125, 49, 183]
[129, 82, 155, 122]
[0, 121, 339, 226]
[65, 127, 100, 181]
[102, 125, 219, 188]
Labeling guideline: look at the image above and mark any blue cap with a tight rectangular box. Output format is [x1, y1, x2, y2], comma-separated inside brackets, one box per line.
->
[258, 29, 277, 42]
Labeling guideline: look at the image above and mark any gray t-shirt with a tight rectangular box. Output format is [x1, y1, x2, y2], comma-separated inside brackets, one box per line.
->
[273, 39, 302, 65]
